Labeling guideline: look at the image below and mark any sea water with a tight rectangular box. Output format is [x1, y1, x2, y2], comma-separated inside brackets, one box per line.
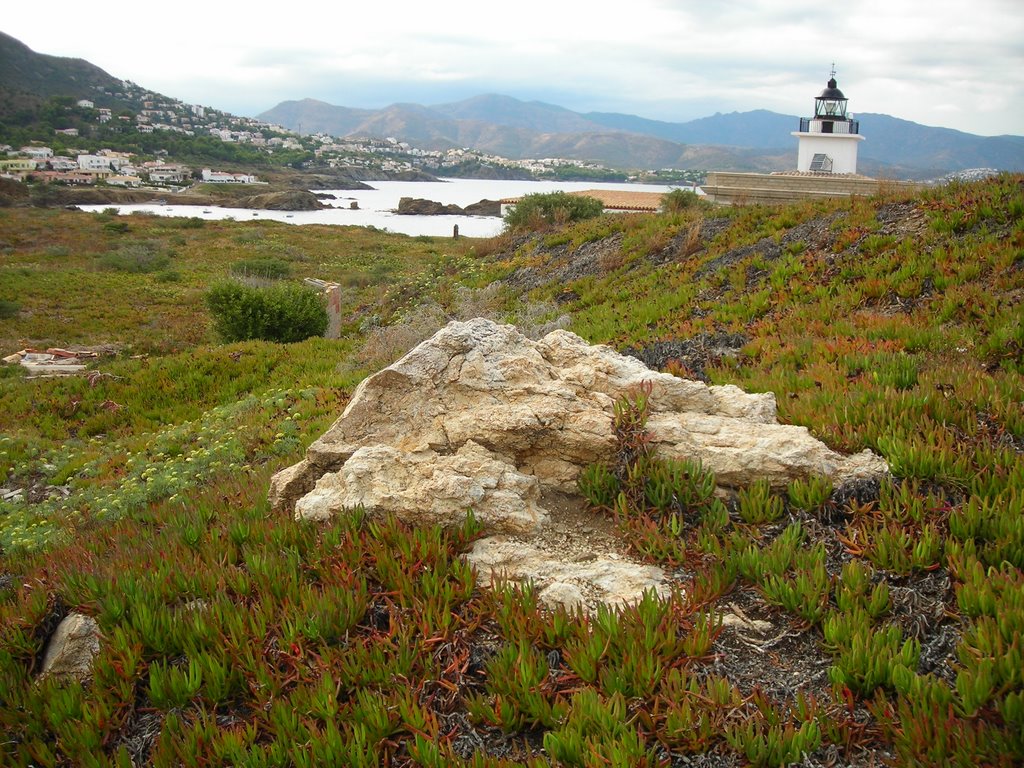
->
[80, 179, 680, 238]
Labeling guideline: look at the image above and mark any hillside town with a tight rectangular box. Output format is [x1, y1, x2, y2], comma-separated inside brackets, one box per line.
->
[1, 79, 704, 189]
[0, 145, 263, 190]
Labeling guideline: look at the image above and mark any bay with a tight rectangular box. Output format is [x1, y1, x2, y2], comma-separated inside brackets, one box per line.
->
[79, 179, 681, 238]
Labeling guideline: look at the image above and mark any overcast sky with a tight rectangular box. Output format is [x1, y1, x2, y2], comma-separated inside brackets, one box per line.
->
[5, 0, 1023, 136]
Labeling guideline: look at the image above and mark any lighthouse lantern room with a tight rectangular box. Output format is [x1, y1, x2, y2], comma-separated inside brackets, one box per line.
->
[792, 68, 865, 174]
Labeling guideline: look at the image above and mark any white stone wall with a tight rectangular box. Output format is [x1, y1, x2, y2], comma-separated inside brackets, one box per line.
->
[792, 132, 865, 174]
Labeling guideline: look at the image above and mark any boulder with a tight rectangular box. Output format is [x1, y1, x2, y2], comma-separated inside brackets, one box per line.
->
[39, 613, 100, 682]
[238, 190, 324, 211]
[295, 441, 545, 534]
[463, 199, 501, 216]
[396, 197, 465, 215]
[271, 318, 888, 609]
[395, 197, 501, 216]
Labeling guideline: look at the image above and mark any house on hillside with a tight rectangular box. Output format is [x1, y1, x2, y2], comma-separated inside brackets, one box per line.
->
[0, 158, 38, 176]
[77, 154, 112, 171]
[147, 164, 189, 183]
[107, 175, 142, 187]
[48, 157, 79, 171]
[79, 168, 113, 181]
[201, 168, 259, 184]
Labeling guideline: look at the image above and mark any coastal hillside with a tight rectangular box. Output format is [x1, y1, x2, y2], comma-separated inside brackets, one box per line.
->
[0, 176, 1022, 765]
[0, 31, 124, 115]
[260, 94, 1024, 176]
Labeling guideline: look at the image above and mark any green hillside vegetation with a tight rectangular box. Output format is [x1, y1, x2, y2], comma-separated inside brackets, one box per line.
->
[0, 96, 313, 172]
[0, 175, 1022, 765]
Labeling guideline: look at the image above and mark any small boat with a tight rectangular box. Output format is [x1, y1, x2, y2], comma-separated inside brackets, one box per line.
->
[202, 209, 211, 214]
[286, 214, 294, 218]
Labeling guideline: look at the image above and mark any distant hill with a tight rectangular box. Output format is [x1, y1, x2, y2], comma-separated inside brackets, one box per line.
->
[260, 95, 1024, 177]
[2, 28, 1019, 177]
[0, 31, 125, 117]
[854, 112, 1024, 175]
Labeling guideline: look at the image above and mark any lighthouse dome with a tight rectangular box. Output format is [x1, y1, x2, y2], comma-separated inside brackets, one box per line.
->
[818, 77, 846, 100]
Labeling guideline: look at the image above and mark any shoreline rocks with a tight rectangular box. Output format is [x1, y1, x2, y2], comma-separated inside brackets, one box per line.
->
[396, 197, 501, 217]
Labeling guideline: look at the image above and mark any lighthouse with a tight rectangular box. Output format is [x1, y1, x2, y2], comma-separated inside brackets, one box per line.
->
[792, 69, 865, 174]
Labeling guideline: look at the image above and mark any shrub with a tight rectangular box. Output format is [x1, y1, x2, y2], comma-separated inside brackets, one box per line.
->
[230, 257, 292, 280]
[504, 192, 603, 231]
[661, 188, 701, 213]
[102, 219, 130, 234]
[0, 299, 19, 319]
[204, 280, 328, 343]
[97, 241, 171, 273]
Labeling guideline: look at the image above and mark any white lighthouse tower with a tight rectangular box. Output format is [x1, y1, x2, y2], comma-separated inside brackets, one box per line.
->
[792, 69, 865, 174]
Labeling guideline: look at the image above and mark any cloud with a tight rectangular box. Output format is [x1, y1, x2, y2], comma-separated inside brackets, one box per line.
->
[2, 0, 1022, 135]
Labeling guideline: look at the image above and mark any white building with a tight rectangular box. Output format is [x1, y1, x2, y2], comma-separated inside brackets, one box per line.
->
[49, 156, 79, 171]
[148, 165, 188, 183]
[201, 168, 258, 184]
[107, 175, 142, 187]
[77, 154, 112, 171]
[791, 72, 865, 174]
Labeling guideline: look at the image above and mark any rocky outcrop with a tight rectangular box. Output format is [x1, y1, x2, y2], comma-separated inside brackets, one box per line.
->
[463, 199, 501, 216]
[272, 318, 888, 609]
[396, 197, 501, 217]
[39, 613, 100, 682]
[295, 441, 545, 534]
[236, 190, 324, 211]
[397, 197, 465, 215]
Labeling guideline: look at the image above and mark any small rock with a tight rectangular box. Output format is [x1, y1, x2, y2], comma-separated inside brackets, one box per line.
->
[467, 535, 667, 612]
[39, 613, 101, 682]
[539, 582, 586, 612]
[721, 613, 773, 634]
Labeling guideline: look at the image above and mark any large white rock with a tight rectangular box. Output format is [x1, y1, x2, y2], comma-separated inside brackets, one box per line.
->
[295, 440, 545, 534]
[271, 318, 888, 608]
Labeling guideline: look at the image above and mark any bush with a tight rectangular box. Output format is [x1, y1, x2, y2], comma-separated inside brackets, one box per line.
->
[661, 188, 701, 213]
[204, 280, 328, 343]
[504, 192, 603, 231]
[102, 220, 130, 234]
[230, 257, 292, 280]
[0, 299, 20, 319]
[97, 241, 171, 273]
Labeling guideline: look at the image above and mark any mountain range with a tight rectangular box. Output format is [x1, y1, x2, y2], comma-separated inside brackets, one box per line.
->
[2, 30, 1021, 178]
[258, 94, 1024, 178]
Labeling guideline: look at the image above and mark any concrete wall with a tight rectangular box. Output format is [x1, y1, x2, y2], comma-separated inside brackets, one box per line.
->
[701, 172, 925, 206]
[792, 132, 865, 174]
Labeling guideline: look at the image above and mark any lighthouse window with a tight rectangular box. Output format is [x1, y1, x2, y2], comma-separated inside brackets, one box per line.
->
[809, 154, 833, 172]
